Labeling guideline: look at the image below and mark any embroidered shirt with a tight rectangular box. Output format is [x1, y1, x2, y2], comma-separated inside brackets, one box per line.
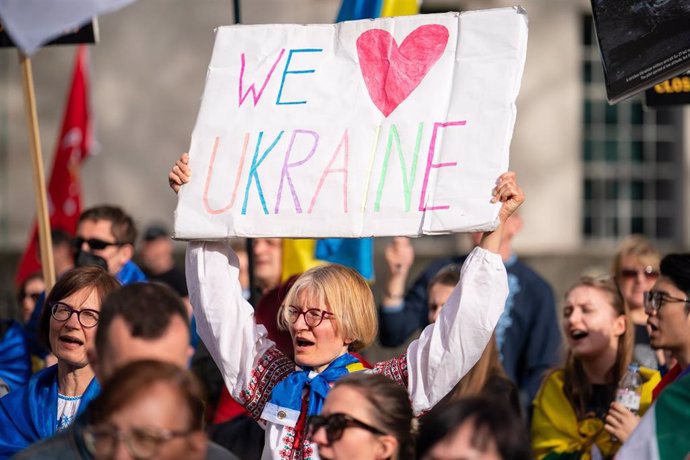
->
[186, 241, 508, 460]
[56, 394, 82, 431]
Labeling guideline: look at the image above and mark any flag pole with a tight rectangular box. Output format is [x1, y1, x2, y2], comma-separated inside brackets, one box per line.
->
[19, 52, 56, 291]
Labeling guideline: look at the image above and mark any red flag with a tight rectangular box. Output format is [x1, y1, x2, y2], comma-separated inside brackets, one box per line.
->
[15, 45, 91, 285]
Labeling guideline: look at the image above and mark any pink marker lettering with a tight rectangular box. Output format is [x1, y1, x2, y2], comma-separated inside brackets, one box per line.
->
[418, 121, 466, 211]
[202, 135, 250, 214]
[238, 49, 285, 107]
[309, 130, 349, 213]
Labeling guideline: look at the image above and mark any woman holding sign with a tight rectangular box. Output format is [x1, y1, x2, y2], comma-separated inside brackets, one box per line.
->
[170, 156, 523, 460]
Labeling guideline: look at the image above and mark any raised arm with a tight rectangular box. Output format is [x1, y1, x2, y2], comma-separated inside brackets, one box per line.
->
[402, 171, 524, 413]
[177, 149, 294, 417]
[186, 243, 279, 397]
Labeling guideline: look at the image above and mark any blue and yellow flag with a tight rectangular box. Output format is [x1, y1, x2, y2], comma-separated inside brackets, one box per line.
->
[281, 0, 420, 283]
[336, 0, 419, 20]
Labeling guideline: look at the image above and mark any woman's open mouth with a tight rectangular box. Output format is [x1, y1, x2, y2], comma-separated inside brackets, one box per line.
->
[569, 330, 588, 341]
[59, 335, 84, 349]
[295, 337, 315, 350]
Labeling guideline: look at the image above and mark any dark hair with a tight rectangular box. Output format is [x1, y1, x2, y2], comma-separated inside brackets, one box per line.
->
[79, 205, 137, 245]
[660, 254, 690, 310]
[39, 266, 121, 351]
[562, 275, 631, 419]
[95, 283, 189, 356]
[89, 360, 205, 431]
[143, 224, 169, 242]
[416, 397, 530, 460]
[333, 373, 415, 460]
[17, 272, 44, 306]
[51, 228, 74, 247]
[428, 264, 461, 290]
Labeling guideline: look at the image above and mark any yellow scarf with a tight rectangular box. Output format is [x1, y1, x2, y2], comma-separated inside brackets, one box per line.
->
[531, 368, 660, 459]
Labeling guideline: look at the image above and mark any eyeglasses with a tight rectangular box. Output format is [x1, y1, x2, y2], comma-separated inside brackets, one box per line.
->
[49, 301, 100, 328]
[644, 290, 690, 314]
[73, 237, 123, 251]
[83, 424, 193, 460]
[286, 305, 335, 328]
[307, 413, 386, 444]
[619, 266, 659, 281]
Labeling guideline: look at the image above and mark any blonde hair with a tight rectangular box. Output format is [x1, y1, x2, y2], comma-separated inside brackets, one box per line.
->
[611, 234, 660, 276]
[277, 264, 377, 352]
[562, 276, 633, 419]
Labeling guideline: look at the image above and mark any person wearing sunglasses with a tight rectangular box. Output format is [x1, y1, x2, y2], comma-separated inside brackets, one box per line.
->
[308, 373, 414, 460]
[641, 253, 690, 400]
[0, 266, 120, 457]
[21, 207, 147, 367]
[611, 235, 665, 371]
[17, 272, 46, 325]
[531, 276, 660, 459]
[183, 168, 523, 459]
[73, 205, 147, 285]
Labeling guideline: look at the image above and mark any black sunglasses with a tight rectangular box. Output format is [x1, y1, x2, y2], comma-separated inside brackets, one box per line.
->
[307, 413, 385, 444]
[618, 266, 659, 281]
[73, 237, 123, 251]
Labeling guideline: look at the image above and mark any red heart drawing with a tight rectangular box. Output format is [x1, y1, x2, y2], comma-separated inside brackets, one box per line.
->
[356, 24, 449, 117]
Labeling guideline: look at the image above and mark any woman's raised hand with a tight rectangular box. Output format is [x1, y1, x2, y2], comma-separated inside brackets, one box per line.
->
[491, 171, 524, 224]
[168, 152, 191, 194]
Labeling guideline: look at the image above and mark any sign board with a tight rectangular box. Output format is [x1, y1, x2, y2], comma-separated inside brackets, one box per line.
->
[645, 72, 690, 107]
[174, 8, 528, 239]
[590, 0, 690, 104]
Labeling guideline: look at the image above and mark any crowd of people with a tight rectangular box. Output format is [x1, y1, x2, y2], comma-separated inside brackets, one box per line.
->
[0, 158, 688, 460]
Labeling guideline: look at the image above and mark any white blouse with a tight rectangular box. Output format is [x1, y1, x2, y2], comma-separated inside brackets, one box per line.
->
[186, 241, 508, 460]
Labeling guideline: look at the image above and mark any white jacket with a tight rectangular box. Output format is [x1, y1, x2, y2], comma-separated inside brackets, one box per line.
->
[186, 241, 507, 460]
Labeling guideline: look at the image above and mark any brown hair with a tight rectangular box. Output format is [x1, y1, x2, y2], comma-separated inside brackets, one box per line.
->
[79, 205, 138, 245]
[277, 264, 377, 352]
[39, 266, 121, 351]
[17, 272, 44, 306]
[611, 234, 660, 278]
[562, 276, 632, 419]
[417, 397, 530, 460]
[428, 264, 461, 292]
[334, 373, 415, 460]
[89, 360, 205, 431]
[449, 334, 507, 400]
[94, 282, 190, 357]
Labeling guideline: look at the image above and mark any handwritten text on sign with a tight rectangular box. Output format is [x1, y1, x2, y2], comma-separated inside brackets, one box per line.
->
[174, 8, 528, 239]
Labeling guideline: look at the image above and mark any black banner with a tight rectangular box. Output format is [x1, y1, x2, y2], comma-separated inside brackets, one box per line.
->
[590, 0, 690, 104]
[0, 20, 98, 49]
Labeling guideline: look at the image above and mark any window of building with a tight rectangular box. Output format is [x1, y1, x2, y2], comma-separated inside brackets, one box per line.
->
[582, 15, 683, 243]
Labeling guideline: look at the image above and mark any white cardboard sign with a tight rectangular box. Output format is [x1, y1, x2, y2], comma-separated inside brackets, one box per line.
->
[174, 8, 528, 239]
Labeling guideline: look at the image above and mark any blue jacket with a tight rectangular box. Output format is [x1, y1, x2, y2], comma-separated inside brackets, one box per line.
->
[0, 320, 31, 393]
[0, 365, 100, 459]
